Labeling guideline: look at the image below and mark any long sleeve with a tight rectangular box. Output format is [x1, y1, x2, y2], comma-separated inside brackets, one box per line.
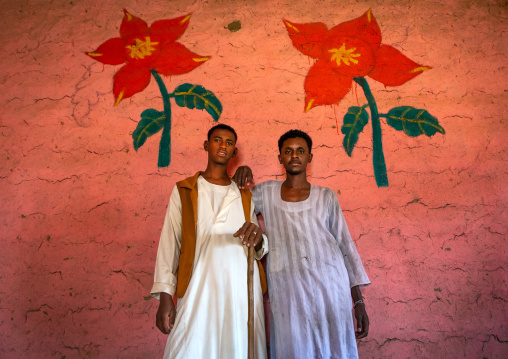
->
[151, 185, 182, 299]
[250, 198, 268, 260]
[328, 190, 370, 289]
[250, 183, 264, 215]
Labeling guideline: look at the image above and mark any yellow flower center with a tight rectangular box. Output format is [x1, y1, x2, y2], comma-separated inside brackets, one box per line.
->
[329, 44, 361, 66]
[126, 36, 159, 60]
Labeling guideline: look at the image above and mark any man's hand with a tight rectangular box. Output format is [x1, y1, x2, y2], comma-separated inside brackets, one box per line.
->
[234, 222, 263, 251]
[351, 285, 369, 339]
[156, 292, 176, 335]
[232, 166, 254, 189]
[354, 302, 369, 339]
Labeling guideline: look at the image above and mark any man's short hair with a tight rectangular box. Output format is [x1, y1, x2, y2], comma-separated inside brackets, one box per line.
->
[207, 124, 238, 142]
[278, 129, 312, 153]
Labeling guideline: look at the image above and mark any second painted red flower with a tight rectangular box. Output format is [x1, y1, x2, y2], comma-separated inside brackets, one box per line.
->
[284, 10, 431, 112]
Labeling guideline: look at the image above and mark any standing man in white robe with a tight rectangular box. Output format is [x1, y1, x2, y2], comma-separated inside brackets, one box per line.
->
[151, 124, 268, 359]
[234, 129, 370, 358]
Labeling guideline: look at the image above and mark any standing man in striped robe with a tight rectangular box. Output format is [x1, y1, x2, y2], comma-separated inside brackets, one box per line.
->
[234, 129, 370, 358]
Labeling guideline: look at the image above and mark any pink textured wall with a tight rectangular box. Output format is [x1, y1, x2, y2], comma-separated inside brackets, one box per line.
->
[0, 0, 506, 358]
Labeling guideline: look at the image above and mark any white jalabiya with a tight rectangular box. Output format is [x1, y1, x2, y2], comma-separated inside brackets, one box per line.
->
[151, 176, 268, 359]
[251, 181, 370, 359]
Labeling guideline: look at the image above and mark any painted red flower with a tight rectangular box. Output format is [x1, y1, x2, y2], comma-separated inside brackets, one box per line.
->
[86, 9, 210, 105]
[284, 10, 431, 112]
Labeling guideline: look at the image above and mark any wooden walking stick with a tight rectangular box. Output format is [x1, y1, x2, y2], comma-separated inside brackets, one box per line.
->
[247, 245, 255, 359]
[240, 188, 256, 358]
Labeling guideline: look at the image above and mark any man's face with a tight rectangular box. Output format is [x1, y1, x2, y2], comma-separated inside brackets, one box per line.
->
[204, 128, 237, 164]
[278, 137, 312, 175]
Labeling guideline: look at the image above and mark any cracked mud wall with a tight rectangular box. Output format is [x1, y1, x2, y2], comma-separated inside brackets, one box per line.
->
[0, 0, 506, 358]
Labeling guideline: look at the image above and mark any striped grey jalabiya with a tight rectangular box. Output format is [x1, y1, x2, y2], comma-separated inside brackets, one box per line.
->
[251, 181, 370, 359]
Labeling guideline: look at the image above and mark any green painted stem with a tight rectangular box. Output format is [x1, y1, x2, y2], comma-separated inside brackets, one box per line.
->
[151, 69, 172, 167]
[353, 77, 388, 187]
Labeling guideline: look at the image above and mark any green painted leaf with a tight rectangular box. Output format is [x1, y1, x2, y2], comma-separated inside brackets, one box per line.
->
[172, 83, 222, 121]
[386, 106, 445, 137]
[341, 106, 369, 156]
[132, 109, 165, 151]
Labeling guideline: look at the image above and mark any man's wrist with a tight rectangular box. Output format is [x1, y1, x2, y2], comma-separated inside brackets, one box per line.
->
[353, 299, 365, 308]
[254, 240, 263, 252]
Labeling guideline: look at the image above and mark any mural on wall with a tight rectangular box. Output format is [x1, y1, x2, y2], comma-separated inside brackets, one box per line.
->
[86, 9, 222, 167]
[284, 10, 445, 187]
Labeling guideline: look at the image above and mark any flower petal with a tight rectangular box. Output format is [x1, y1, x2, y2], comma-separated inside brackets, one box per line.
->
[120, 9, 149, 39]
[150, 14, 191, 45]
[328, 9, 381, 49]
[304, 60, 352, 112]
[113, 63, 151, 105]
[86, 38, 126, 65]
[283, 20, 328, 59]
[151, 42, 210, 76]
[369, 45, 431, 87]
